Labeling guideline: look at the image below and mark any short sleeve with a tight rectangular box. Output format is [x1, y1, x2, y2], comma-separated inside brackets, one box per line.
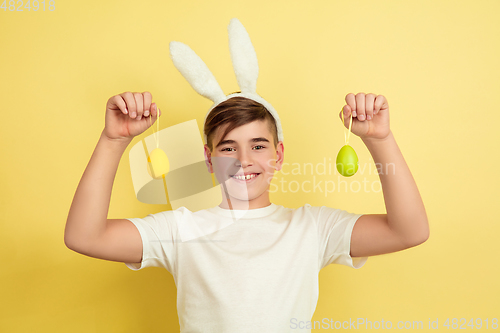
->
[309, 205, 368, 270]
[124, 211, 177, 274]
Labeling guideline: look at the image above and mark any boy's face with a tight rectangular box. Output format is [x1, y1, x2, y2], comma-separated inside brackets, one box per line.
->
[204, 119, 284, 209]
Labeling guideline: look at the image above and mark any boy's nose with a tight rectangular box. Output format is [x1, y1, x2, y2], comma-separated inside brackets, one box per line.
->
[235, 149, 253, 167]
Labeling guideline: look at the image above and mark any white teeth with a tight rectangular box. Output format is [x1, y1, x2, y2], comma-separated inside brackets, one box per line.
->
[232, 173, 258, 180]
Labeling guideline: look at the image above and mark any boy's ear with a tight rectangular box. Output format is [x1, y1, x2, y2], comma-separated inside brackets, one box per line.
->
[275, 141, 285, 171]
[204, 144, 214, 173]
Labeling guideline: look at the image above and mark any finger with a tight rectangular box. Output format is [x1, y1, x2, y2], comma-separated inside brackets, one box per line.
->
[112, 95, 128, 115]
[365, 93, 376, 120]
[374, 95, 388, 114]
[340, 105, 352, 124]
[355, 93, 366, 121]
[341, 105, 355, 129]
[143, 91, 152, 117]
[345, 93, 357, 117]
[151, 104, 162, 120]
[151, 103, 157, 117]
[133, 92, 144, 120]
[121, 92, 137, 118]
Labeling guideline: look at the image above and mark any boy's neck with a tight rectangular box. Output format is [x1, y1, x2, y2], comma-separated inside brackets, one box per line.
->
[218, 197, 273, 210]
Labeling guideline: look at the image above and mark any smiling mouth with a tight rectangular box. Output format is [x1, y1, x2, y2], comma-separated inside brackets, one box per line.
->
[230, 173, 260, 181]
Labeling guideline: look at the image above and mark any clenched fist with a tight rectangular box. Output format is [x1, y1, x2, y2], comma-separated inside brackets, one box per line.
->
[103, 91, 161, 141]
[339, 93, 391, 141]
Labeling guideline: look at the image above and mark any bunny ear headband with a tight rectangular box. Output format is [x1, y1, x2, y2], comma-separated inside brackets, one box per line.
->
[169, 18, 284, 146]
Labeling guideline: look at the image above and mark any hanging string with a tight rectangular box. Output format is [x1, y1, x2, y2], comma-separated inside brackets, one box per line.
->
[148, 106, 160, 148]
[341, 107, 353, 145]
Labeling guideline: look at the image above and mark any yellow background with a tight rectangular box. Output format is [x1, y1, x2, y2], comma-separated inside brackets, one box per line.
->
[1, 0, 499, 331]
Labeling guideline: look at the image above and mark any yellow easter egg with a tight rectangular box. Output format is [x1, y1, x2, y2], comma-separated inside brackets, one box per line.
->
[147, 148, 170, 179]
[336, 145, 358, 177]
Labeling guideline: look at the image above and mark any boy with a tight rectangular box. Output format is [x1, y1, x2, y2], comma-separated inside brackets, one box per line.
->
[65, 90, 429, 332]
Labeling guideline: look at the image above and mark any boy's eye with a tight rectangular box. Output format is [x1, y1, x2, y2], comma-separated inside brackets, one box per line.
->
[220, 146, 265, 152]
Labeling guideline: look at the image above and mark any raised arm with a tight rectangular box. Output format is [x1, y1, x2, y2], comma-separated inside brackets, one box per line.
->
[338, 93, 429, 258]
[64, 92, 160, 263]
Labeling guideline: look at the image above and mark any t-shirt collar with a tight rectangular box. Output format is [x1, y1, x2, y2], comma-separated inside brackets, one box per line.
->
[209, 203, 279, 219]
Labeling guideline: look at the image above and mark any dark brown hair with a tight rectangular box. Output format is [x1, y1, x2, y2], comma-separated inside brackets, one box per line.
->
[204, 96, 278, 152]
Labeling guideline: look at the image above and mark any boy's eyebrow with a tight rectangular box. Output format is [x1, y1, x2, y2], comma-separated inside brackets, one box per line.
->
[216, 137, 270, 148]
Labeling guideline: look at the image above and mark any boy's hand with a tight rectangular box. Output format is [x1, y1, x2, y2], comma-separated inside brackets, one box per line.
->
[103, 91, 161, 142]
[339, 93, 391, 141]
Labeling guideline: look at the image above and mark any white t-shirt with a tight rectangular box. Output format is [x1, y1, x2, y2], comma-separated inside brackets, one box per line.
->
[125, 203, 368, 332]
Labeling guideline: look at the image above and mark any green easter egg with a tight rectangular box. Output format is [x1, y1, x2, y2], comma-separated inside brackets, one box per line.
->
[336, 145, 359, 177]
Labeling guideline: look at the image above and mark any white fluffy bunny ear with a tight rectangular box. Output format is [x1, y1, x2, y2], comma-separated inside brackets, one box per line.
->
[228, 18, 259, 94]
[169, 41, 226, 104]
